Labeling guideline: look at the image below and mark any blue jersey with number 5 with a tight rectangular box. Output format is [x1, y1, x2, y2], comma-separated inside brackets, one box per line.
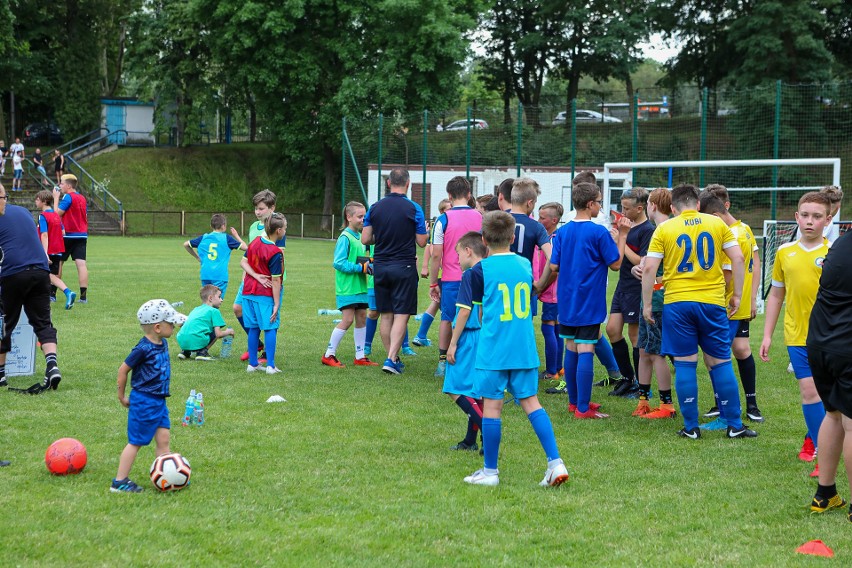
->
[190, 231, 243, 282]
[457, 253, 539, 370]
[646, 210, 737, 307]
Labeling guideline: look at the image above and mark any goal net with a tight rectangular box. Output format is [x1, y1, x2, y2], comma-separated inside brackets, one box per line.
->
[761, 220, 852, 298]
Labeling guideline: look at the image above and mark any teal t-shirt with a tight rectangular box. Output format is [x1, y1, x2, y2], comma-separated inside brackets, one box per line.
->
[177, 304, 227, 351]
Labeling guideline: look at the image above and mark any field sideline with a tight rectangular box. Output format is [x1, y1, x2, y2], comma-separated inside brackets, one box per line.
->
[2, 236, 848, 566]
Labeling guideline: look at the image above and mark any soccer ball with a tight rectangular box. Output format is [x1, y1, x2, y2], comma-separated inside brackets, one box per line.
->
[45, 438, 87, 475]
[149, 453, 191, 491]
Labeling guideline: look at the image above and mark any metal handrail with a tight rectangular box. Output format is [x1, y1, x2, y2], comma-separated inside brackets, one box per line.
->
[53, 128, 109, 156]
[63, 154, 123, 221]
[67, 130, 127, 157]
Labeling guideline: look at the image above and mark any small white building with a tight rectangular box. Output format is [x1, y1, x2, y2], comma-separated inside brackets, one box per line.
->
[100, 98, 156, 145]
[366, 164, 633, 220]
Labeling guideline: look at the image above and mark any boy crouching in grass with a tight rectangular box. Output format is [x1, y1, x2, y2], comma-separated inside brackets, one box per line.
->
[177, 284, 235, 360]
[454, 211, 569, 487]
[445, 231, 487, 452]
[111, 300, 187, 493]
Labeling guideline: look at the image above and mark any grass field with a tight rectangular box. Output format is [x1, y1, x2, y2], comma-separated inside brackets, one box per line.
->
[2, 236, 849, 566]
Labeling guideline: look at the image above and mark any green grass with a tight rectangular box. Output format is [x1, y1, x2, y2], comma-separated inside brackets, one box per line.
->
[83, 144, 323, 212]
[3, 236, 849, 566]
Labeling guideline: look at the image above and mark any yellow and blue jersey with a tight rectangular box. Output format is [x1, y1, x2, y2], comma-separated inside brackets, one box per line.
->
[647, 210, 737, 307]
[771, 239, 829, 346]
[723, 221, 759, 320]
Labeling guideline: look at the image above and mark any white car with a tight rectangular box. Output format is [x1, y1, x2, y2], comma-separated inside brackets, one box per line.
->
[552, 110, 622, 125]
[444, 119, 489, 131]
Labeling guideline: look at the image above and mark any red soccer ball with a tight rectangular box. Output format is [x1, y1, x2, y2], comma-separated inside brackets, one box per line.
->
[45, 438, 87, 475]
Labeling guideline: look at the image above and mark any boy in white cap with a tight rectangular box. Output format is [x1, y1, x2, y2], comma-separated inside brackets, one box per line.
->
[111, 299, 187, 493]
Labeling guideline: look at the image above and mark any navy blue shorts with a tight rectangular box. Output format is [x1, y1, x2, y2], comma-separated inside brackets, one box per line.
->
[127, 390, 170, 446]
[541, 301, 558, 322]
[559, 324, 600, 344]
[611, 285, 641, 323]
[373, 262, 418, 315]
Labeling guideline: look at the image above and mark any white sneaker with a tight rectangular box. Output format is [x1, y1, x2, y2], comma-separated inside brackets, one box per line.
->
[463, 468, 499, 486]
[539, 462, 570, 487]
[247, 365, 262, 372]
[266, 366, 282, 375]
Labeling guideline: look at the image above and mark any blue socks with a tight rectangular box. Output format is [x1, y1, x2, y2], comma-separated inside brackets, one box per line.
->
[263, 329, 278, 368]
[482, 417, 502, 470]
[802, 401, 826, 445]
[416, 312, 435, 341]
[563, 350, 579, 406]
[674, 360, 699, 430]
[365, 317, 377, 349]
[541, 323, 559, 375]
[528, 408, 560, 462]
[236, 315, 248, 334]
[402, 329, 410, 349]
[595, 335, 620, 374]
[709, 362, 743, 429]
[576, 352, 594, 412]
[247, 328, 261, 366]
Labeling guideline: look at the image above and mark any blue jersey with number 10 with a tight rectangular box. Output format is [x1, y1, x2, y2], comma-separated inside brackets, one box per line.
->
[457, 253, 539, 370]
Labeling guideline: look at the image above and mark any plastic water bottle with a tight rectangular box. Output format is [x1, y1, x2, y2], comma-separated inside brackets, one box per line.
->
[182, 390, 197, 426]
[194, 392, 205, 426]
[317, 309, 342, 316]
[414, 313, 423, 321]
[220, 335, 233, 358]
[171, 301, 184, 308]
[332, 319, 342, 324]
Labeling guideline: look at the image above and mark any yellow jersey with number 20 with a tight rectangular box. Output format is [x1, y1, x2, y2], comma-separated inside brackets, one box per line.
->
[647, 210, 737, 307]
[771, 239, 829, 346]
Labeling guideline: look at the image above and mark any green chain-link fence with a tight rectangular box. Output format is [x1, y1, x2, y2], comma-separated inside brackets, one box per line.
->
[342, 82, 852, 230]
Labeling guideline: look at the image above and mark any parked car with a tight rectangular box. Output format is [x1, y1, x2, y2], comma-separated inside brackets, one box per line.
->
[551, 110, 622, 125]
[22, 122, 64, 145]
[444, 119, 489, 131]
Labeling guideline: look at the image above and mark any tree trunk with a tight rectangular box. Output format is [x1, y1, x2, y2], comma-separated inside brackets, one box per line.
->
[625, 74, 634, 104]
[249, 100, 257, 142]
[321, 142, 337, 232]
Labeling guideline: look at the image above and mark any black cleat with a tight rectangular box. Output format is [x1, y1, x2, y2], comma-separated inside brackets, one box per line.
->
[746, 406, 764, 423]
[727, 425, 758, 438]
[703, 406, 720, 418]
[608, 378, 636, 397]
[594, 376, 620, 388]
[678, 427, 701, 440]
[450, 441, 479, 452]
[43, 367, 61, 390]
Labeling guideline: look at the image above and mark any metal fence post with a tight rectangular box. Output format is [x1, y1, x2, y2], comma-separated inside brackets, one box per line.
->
[632, 93, 638, 184]
[422, 109, 428, 209]
[772, 80, 781, 219]
[341, 117, 347, 213]
[570, 99, 577, 181]
[700, 87, 708, 187]
[181, 211, 185, 236]
[465, 106, 471, 180]
[331, 214, 335, 239]
[377, 113, 383, 204]
[301, 213, 304, 239]
[516, 101, 522, 177]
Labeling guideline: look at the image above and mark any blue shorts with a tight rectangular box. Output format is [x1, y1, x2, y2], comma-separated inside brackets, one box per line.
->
[440, 281, 460, 322]
[201, 279, 228, 301]
[476, 367, 538, 400]
[531, 292, 538, 317]
[788, 346, 813, 379]
[367, 288, 376, 311]
[127, 390, 170, 446]
[541, 301, 558, 322]
[559, 324, 600, 344]
[336, 293, 368, 310]
[242, 295, 280, 331]
[13, 169, 22, 179]
[661, 302, 730, 359]
[638, 312, 663, 355]
[233, 281, 245, 306]
[728, 319, 750, 343]
[443, 328, 481, 398]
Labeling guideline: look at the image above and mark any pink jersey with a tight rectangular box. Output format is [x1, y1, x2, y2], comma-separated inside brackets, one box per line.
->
[437, 207, 482, 282]
[533, 232, 557, 303]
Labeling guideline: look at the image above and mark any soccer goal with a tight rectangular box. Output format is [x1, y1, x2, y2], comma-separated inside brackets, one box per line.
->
[761, 219, 852, 299]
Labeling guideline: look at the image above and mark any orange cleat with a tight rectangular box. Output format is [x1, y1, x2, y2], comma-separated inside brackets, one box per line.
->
[574, 408, 610, 419]
[321, 355, 345, 368]
[642, 403, 677, 419]
[353, 357, 379, 366]
[632, 399, 652, 416]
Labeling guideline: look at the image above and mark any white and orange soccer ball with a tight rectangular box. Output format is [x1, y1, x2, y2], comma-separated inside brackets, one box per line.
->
[149, 453, 191, 492]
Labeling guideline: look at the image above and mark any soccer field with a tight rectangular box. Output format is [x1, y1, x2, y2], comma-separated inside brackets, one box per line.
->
[2, 236, 848, 565]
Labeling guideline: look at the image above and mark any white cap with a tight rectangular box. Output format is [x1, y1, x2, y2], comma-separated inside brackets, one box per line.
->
[137, 299, 187, 326]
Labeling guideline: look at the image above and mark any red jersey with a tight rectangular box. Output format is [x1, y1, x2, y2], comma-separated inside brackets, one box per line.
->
[58, 192, 88, 237]
[243, 238, 283, 297]
[38, 209, 65, 255]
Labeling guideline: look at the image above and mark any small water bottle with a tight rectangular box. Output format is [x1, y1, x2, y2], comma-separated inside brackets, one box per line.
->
[318, 309, 342, 315]
[171, 301, 184, 308]
[414, 313, 423, 321]
[182, 390, 197, 426]
[220, 334, 233, 358]
[194, 392, 205, 426]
